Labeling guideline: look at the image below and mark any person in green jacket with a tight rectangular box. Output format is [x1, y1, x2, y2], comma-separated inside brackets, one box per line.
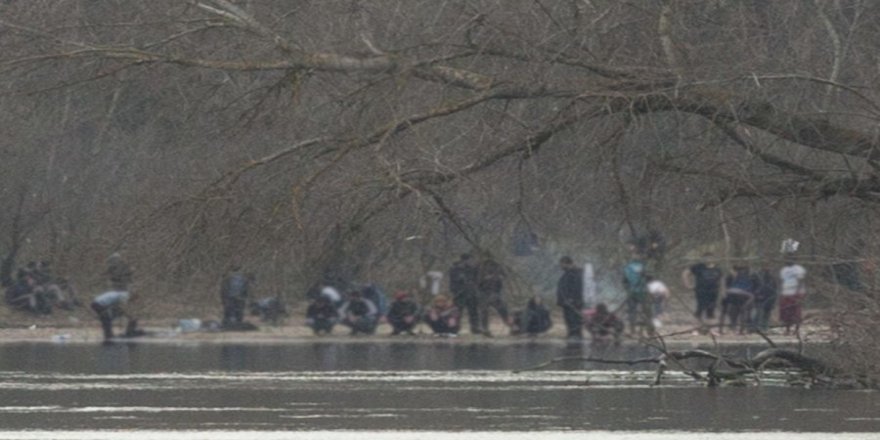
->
[622, 252, 652, 337]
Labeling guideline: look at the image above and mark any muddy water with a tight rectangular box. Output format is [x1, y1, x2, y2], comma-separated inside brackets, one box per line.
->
[0, 341, 878, 437]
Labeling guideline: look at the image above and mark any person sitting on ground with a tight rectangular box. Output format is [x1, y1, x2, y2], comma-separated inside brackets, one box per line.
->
[721, 265, 755, 334]
[31, 261, 79, 311]
[339, 290, 379, 335]
[423, 293, 461, 336]
[387, 290, 421, 336]
[5, 268, 51, 315]
[585, 302, 625, 345]
[91, 289, 141, 341]
[305, 294, 338, 335]
[511, 295, 552, 336]
[646, 275, 670, 329]
[249, 295, 288, 325]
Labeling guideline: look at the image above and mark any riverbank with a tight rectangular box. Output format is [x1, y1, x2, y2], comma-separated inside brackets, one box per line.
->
[0, 306, 828, 346]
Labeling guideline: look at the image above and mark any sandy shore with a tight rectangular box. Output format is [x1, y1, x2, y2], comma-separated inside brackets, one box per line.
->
[0, 310, 825, 346]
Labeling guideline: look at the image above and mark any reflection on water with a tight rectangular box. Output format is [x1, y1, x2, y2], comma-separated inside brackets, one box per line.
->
[0, 342, 877, 434]
[1, 341, 632, 373]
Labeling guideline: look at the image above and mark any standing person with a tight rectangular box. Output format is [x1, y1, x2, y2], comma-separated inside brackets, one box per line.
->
[751, 265, 779, 332]
[448, 253, 481, 335]
[779, 260, 807, 335]
[622, 253, 652, 336]
[387, 291, 421, 336]
[423, 294, 461, 336]
[646, 275, 670, 329]
[476, 258, 510, 337]
[557, 256, 585, 340]
[91, 289, 139, 341]
[106, 253, 133, 291]
[682, 253, 723, 323]
[219, 266, 250, 328]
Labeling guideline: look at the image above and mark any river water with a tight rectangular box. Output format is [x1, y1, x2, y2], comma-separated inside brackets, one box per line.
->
[0, 341, 878, 439]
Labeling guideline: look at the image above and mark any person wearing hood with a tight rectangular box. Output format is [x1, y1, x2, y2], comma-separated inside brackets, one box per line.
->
[387, 290, 421, 336]
[339, 290, 379, 335]
[305, 293, 338, 335]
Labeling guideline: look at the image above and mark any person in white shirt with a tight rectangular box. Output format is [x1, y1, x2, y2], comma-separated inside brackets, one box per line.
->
[646, 276, 670, 328]
[779, 261, 807, 334]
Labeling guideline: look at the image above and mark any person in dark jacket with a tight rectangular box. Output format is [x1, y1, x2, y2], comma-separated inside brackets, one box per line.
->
[305, 294, 338, 335]
[721, 265, 755, 334]
[682, 253, 723, 322]
[4, 268, 50, 314]
[511, 295, 552, 336]
[751, 265, 779, 332]
[387, 291, 421, 335]
[557, 256, 584, 339]
[449, 253, 481, 334]
[106, 253, 133, 291]
[339, 290, 379, 335]
[219, 266, 251, 327]
[476, 258, 510, 337]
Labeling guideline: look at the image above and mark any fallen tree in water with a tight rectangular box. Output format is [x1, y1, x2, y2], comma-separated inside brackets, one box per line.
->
[514, 335, 871, 389]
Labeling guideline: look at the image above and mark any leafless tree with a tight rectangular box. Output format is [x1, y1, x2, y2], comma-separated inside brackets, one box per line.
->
[0, 1, 878, 358]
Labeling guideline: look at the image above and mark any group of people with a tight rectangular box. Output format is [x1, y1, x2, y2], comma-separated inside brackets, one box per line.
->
[683, 253, 807, 335]
[215, 251, 811, 341]
[302, 254, 555, 338]
[1, 247, 809, 343]
[3, 260, 79, 315]
[303, 283, 553, 338]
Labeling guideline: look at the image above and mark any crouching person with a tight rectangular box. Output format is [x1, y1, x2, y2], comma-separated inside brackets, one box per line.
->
[511, 296, 552, 336]
[339, 290, 379, 335]
[585, 303, 624, 345]
[91, 290, 139, 342]
[423, 294, 461, 337]
[387, 291, 421, 336]
[305, 294, 338, 335]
